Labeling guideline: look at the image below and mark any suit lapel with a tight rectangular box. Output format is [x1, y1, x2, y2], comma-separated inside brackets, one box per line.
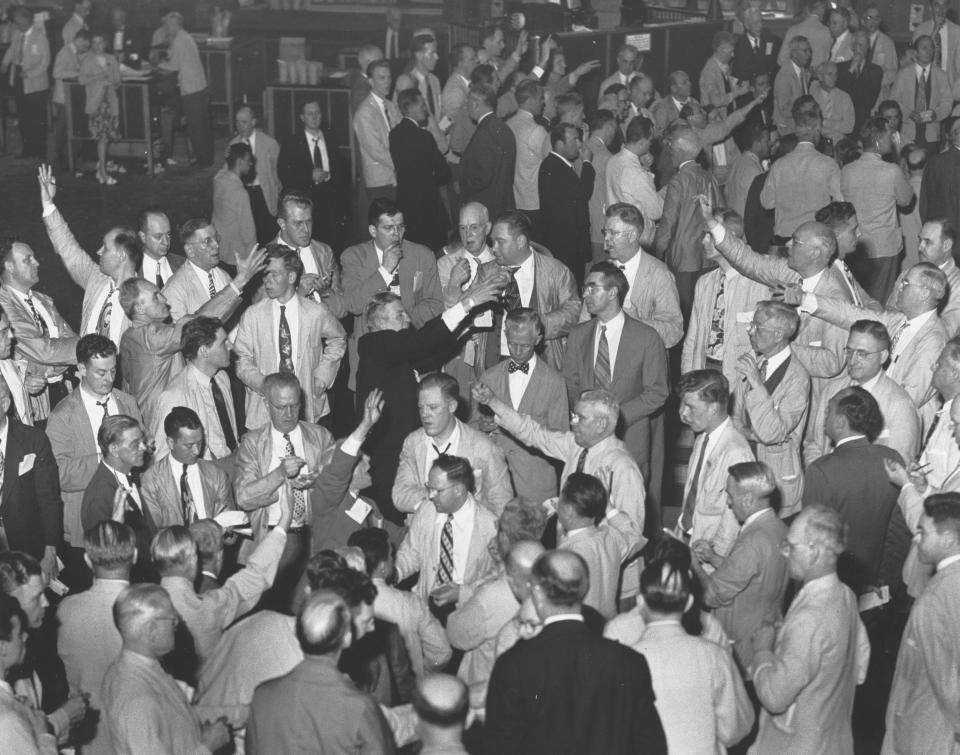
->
[583, 320, 598, 385]
[0, 423, 21, 509]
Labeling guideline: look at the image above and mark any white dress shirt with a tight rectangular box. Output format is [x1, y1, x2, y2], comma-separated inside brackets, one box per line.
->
[856, 371, 882, 393]
[761, 344, 791, 378]
[169, 460, 209, 519]
[79, 386, 116, 455]
[592, 310, 626, 373]
[507, 354, 536, 409]
[422, 420, 463, 481]
[371, 91, 393, 129]
[142, 255, 175, 287]
[920, 397, 959, 488]
[85, 283, 123, 344]
[435, 496, 477, 583]
[375, 244, 402, 293]
[105, 461, 143, 510]
[188, 261, 231, 299]
[9, 288, 60, 338]
[0, 360, 28, 424]
[616, 249, 643, 303]
[0, 420, 8, 488]
[271, 295, 301, 372]
[916, 63, 932, 83]
[305, 129, 330, 172]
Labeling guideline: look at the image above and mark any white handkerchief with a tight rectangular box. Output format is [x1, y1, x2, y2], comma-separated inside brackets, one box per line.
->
[19, 453, 36, 475]
[736, 311, 754, 323]
[214, 510, 249, 528]
[346, 496, 373, 524]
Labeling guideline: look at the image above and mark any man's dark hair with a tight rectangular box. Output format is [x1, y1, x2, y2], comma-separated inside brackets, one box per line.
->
[589, 109, 617, 132]
[264, 243, 304, 286]
[831, 386, 884, 441]
[550, 121, 577, 150]
[397, 87, 423, 116]
[347, 528, 392, 576]
[0, 593, 27, 641]
[560, 473, 608, 522]
[225, 141, 253, 169]
[493, 209, 532, 241]
[111, 227, 143, 270]
[163, 406, 203, 440]
[849, 318, 891, 351]
[588, 260, 629, 307]
[814, 201, 856, 228]
[676, 369, 729, 405]
[366, 58, 391, 78]
[468, 83, 498, 110]
[304, 565, 377, 607]
[368, 197, 402, 227]
[179, 217, 212, 246]
[0, 552, 41, 595]
[515, 79, 541, 106]
[180, 316, 224, 361]
[923, 492, 960, 542]
[431, 454, 476, 493]
[77, 333, 117, 365]
[137, 205, 168, 234]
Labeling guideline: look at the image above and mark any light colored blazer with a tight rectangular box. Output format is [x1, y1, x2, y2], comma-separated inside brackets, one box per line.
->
[43, 206, 131, 340]
[230, 128, 281, 214]
[772, 62, 808, 133]
[888, 258, 960, 338]
[811, 84, 856, 142]
[891, 64, 952, 145]
[913, 18, 960, 98]
[340, 239, 444, 389]
[45, 388, 142, 546]
[473, 356, 568, 506]
[2, 27, 49, 94]
[354, 92, 399, 187]
[233, 294, 347, 427]
[286, 237, 345, 318]
[395, 493, 499, 603]
[870, 31, 899, 96]
[153, 366, 237, 463]
[506, 110, 550, 211]
[753, 573, 869, 754]
[393, 419, 514, 516]
[733, 352, 810, 518]
[141, 455, 234, 528]
[211, 168, 256, 265]
[681, 268, 770, 387]
[52, 42, 81, 105]
[162, 262, 231, 324]
[395, 68, 447, 153]
[699, 56, 740, 110]
[471, 253, 581, 372]
[650, 96, 685, 136]
[587, 134, 613, 246]
[560, 523, 629, 620]
[804, 370, 920, 466]
[680, 420, 755, 557]
[778, 16, 833, 69]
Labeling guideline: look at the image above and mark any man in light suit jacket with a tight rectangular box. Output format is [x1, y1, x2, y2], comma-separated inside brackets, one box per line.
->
[805, 263, 948, 431]
[0, 313, 36, 428]
[804, 321, 921, 466]
[354, 60, 400, 203]
[773, 36, 812, 134]
[341, 197, 444, 390]
[733, 302, 811, 519]
[566, 262, 669, 521]
[232, 104, 281, 240]
[137, 208, 185, 289]
[912, 0, 960, 99]
[472, 309, 567, 506]
[46, 335, 142, 590]
[394, 372, 512, 517]
[163, 218, 239, 322]
[777, 1, 832, 69]
[234, 373, 383, 610]
[0, 376, 60, 575]
[700, 31, 752, 113]
[39, 167, 137, 348]
[650, 71, 695, 136]
[596, 43, 640, 107]
[211, 143, 257, 267]
[891, 36, 952, 147]
[460, 83, 516, 223]
[0, 238, 78, 423]
[234, 245, 346, 430]
[693, 462, 789, 672]
[477, 211, 581, 372]
[0, 8, 50, 159]
[676, 370, 755, 559]
[394, 34, 447, 155]
[142, 407, 235, 528]
[395, 454, 498, 608]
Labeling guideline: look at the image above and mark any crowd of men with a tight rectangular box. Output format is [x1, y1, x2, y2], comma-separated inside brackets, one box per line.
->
[5, 0, 960, 753]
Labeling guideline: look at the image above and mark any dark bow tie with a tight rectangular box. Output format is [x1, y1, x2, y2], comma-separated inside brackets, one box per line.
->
[508, 360, 530, 374]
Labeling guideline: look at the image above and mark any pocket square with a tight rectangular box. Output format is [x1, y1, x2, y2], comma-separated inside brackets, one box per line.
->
[19, 453, 36, 475]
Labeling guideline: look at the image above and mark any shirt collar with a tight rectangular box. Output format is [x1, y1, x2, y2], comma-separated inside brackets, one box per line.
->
[305, 129, 324, 142]
[916, 63, 930, 77]
[937, 553, 960, 571]
[543, 613, 584, 626]
[791, 60, 806, 78]
[763, 345, 792, 376]
[905, 309, 936, 329]
[468, 246, 495, 265]
[742, 507, 773, 529]
[801, 268, 826, 293]
[272, 423, 303, 446]
[835, 433, 867, 448]
[441, 493, 476, 524]
[857, 371, 882, 393]
[427, 418, 462, 451]
[551, 150, 575, 169]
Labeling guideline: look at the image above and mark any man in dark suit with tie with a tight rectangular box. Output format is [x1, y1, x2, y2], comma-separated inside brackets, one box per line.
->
[538, 122, 596, 287]
[486, 549, 667, 755]
[390, 88, 451, 251]
[137, 208, 185, 289]
[919, 117, 960, 229]
[0, 374, 60, 578]
[80, 415, 157, 583]
[460, 83, 516, 223]
[837, 31, 884, 136]
[733, 4, 780, 84]
[277, 100, 346, 250]
[564, 262, 669, 526]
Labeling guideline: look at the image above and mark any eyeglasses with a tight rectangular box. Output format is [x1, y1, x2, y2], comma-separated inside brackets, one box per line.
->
[191, 234, 220, 248]
[899, 279, 926, 290]
[459, 224, 486, 235]
[425, 483, 456, 494]
[843, 347, 884, 360]
[581, 283, 610, 294]
[747, 322, 779, 333]
[601, 228, 630, 238]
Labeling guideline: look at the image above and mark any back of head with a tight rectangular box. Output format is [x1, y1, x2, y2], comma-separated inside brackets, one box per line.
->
[150, 526, 197, 577]
[84, 521, 137, 573]
[923, 492, 960, 544]
[414, 674, 469, 735]
[188, 520, 224, 565]
[625, 115, 653, 145]
[498, 499, 548, 546]
[559, 472, 608, 523]
[640, 556, 693, 616]
[304, 564, 377, 609]
[797, 505, 847, 558]
[113, 583, 169, 640]
[530, 550, 589, 610]
[296, 590, 353, 656]
[348, 528, 392, 576]
[727, 460, 777, 500]
[832, 385, 884, 442]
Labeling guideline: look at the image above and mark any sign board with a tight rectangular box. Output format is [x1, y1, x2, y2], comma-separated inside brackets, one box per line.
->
[625, 33, 651, 52]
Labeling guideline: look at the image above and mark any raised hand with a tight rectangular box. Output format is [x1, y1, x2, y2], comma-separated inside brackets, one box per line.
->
[235, 244, 268, 288]
[471, 381, 496, 406]
[38, 164, 57, 205]
[360, 388, 384, 431]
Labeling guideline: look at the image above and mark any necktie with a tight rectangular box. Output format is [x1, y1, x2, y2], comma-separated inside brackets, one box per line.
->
[97, 285, 114, 337]
[752, 36, 759, 54]
[278, 305, 295, 374]
[155, 264, 164, 289]
[502, 266, 521, 312]
[934, 26, 943, 68]
[705, 274, 726, 360]
[180, 464, 197, 523]
[681, 435, 707, 532]
[916, 69, 928, 113]
[921, 411, 941, 456]
[436, 514, 454, 585]
[891, 320, 909, 352]
[595, 325, 612, 388]
[207, 271, 217, 299]
[124, 473, 139, 511]
[576, 447, 588, 473]
[283, 432, 306, 522]
[424, 77, 436, 117]
[24, 294, 48, 335]
[839, 261, 862, 307]
[382, 101, 394, 129]
[507, 360, 529, 374]
[800, 71, 808, 95]
[758, 357, 768, 383]
[867, 37, 876, 65]
[432, 441, 451, 458]
[312, 137, 324, 171]
[96, 397, 110, 419]
[210, 376, 237, 452]
[390, 271, 400, 288]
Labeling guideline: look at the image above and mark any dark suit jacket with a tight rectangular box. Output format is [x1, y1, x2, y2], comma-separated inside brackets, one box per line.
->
[460, 112, 517, 222]
[802, 437, 911, 595]
[733, 31, 781, 84]
[389, 117, 451, 251]
[919, 145, 960, 230]
[744, 171, 775, 253]
[538, 152, 595, 281]
[277, 129, 344, 220]
[485, 619, 667, 755]
[561, 316, 669, 482]
[0, 421, 60, 559]
[309, 447, 368, 554]
[837, 60, 883, 135]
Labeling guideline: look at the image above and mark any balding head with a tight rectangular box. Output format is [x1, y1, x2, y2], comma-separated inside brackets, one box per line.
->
[297, 590, 353, 656]
[666, 123, 700, 163]
[415, 674, 469, 744]
[530, 550, 589, 619]
[504, 540, 546, 600]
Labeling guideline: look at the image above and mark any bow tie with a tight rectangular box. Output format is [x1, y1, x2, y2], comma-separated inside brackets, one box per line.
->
[508, 360, 530, 374]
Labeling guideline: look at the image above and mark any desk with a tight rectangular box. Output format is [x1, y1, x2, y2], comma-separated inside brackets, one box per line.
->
[64, 77, 155, 175]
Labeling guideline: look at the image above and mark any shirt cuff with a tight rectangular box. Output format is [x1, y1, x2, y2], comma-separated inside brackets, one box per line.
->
[341, 434, 363, 456]
[229, 282, 242, 297]
[709, 222, 726, 245]
[441, 301, 468, 330]
[378, 266, 395, 285]
[42, 203, 56, 218]
[531, 65, 544, 79]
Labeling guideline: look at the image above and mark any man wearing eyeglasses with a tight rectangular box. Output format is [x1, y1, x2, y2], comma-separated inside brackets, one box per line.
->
[162, 217, 240, 325]
[804, 320, 920, 466]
